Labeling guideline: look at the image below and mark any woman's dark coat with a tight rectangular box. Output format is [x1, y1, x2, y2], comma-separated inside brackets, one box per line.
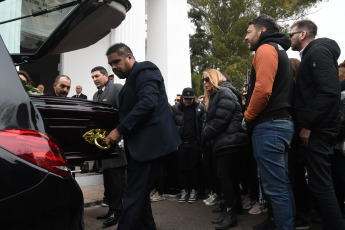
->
[202, 82, 248, 155]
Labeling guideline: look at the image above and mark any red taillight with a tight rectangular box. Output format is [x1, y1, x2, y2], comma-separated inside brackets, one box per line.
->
[0, 129, 72, 178]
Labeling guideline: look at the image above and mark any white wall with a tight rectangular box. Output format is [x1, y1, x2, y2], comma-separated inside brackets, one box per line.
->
[60, 34, 111, 99]
[146, 0, 191, 105]
[61, 0, 191, 104]
[60, 1, 146, 99]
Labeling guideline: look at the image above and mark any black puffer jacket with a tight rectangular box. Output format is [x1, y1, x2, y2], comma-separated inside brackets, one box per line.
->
[202, 82, 248, 154]
[293, 38, 341, 142]
[171, 102, 206, 144]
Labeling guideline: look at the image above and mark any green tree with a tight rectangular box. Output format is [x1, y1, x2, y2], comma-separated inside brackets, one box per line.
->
[188, 0, 324, 93]
[189, 8, 214, 97]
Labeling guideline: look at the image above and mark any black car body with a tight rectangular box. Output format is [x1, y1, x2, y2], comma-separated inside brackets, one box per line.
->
[0, 0, 130, 229]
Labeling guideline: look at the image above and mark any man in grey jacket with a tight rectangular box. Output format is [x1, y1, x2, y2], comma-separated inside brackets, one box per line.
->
[91, 66, 127, 228]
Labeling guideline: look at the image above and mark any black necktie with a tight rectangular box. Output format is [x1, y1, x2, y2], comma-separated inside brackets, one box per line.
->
[76, 94, 79, 98]
[97, 89, 103, 101]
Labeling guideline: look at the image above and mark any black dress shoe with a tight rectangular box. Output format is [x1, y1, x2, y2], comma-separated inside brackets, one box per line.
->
[97, 211, 113, 219]
[213, 202, 225, 213]
[215, 209, 237, 230]
[212, 211, 226, 224]
[103, 213, 120, 228]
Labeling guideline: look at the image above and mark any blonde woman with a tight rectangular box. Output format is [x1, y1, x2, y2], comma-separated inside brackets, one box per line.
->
[201, 69, 248, 230]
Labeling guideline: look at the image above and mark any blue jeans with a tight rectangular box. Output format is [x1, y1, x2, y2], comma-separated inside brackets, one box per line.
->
[252, 119, 295, 230]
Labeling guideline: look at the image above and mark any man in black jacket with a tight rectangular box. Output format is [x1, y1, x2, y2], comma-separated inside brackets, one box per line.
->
[104, 43, 181, 230]
[171, 87, 206, 204]
[290, 20, 345, 230]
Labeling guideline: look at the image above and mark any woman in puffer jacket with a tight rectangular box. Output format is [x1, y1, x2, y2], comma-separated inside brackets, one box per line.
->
[201, 69, 248, 230]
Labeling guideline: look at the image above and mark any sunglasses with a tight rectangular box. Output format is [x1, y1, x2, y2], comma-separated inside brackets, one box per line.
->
[202, 77, 210, 83]
[175, 99, 180, 102]
[288, 31, 302, 38]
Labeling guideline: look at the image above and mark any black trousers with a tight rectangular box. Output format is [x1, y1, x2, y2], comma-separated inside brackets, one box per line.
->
[333, 149, 345, 216]
[289, 137, 311, 213]
[176, 142, 200, 190]
[103, 166, 127, 213]
[117, 155, 163, 230]
[202, 143, 220, 194]
[304, 133, 345, 230]
[216, 148, 241, 208]
[238, 143, 259, 201]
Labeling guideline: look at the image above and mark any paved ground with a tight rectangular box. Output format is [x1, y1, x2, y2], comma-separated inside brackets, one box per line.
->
[75, 172, 329, 230]
[83, 199, 265, 230]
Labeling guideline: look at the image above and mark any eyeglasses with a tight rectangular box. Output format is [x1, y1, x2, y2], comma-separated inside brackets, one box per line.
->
[202, 77, 210, 83]
[289, 31, 302, 38]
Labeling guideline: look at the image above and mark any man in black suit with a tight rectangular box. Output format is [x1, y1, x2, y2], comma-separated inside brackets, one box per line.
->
[71, 85, 87, 99]
[105, 43, 181, 230]
[91, 66, 127, 228]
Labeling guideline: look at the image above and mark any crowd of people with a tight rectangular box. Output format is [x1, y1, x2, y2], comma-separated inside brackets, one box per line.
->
[17, 14, 345, 230]
[149, 15, 345, 230]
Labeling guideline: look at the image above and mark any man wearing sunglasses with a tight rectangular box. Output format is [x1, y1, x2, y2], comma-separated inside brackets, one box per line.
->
[290, 20, 344, 230]
[171, 87, 206, 204]
[174, 94, 181, 104]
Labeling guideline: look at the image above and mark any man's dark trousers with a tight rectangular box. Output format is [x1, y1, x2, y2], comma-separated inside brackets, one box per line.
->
[104, 166, 126, 213]
[304, 133, 345, 230]
[176, 142, 200, 190]
[117, 152, 163, 230]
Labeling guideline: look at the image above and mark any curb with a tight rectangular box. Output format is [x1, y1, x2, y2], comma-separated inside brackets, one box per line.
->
[84, 198, 103, 208]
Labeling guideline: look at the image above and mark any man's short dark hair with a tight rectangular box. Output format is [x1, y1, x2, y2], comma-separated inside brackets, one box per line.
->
[248, 15, 279, 32]
[91, 66, 108, 75]
[55, 75, 70, 84]
[291, 20, 317, 39]
[106, 43, 134, 58]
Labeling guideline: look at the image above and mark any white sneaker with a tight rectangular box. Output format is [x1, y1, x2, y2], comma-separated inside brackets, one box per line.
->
[203, 193, 213, 204]
[204, 193, 219, 206]
[248, 202, 265, 215]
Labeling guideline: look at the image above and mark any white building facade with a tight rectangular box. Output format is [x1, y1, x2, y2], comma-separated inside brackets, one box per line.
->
[61, 0, 191, 104]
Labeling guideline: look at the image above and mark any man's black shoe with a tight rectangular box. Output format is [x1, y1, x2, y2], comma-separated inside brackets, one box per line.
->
[215, 209, 237, 230]
[213, 206, 223, 213]
[97, 211, 113, 219]
[212, 211, 226, 224]
[213, 201, 225, 213]
[253, 215, 274, 230]
[295, 214, 310, 229]
[103, 213, 119, 228]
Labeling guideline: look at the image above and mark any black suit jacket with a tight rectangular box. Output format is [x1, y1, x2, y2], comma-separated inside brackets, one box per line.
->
[117, 61, 181, 162]
[72, 93, 87, 99]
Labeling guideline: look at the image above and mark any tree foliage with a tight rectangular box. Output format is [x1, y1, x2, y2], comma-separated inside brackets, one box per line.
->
[188, 0, 324, 95]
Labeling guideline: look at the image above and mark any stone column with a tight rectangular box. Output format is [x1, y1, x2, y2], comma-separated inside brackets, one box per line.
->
[146, 0, 191, 104]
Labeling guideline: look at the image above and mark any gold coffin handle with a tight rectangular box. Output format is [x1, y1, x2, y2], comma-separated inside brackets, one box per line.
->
[83, 129, 111, 150]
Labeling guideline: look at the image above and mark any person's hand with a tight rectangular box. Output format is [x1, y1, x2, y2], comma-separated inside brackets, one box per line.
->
[241, 117, 247, 130]
[299, 128, 311, 146]
[105, 129, 121, 145]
